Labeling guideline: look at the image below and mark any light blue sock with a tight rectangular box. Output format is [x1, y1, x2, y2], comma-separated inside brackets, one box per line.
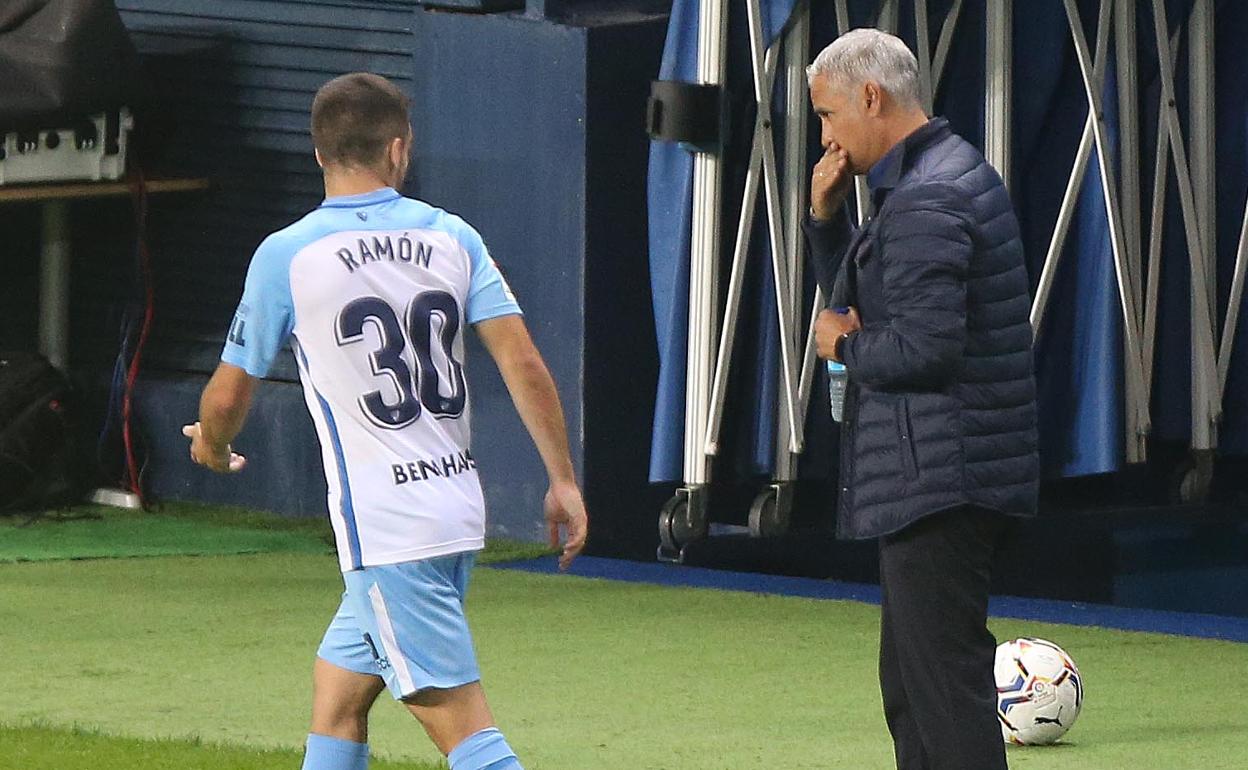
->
[447, 727, 523, 770]
[301, 733, 369, 770]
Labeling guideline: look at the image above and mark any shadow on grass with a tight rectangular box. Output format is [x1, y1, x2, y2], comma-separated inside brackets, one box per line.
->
[1, 500, 551, 565]
[0, 722, 447, 770]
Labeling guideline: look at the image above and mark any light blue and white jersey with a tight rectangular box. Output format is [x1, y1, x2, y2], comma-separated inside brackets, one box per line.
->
[222, 187, 521, 572]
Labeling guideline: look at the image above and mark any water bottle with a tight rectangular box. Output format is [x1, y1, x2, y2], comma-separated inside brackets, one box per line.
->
[827, 360, 848, 422]
[826, 305, 850, 422]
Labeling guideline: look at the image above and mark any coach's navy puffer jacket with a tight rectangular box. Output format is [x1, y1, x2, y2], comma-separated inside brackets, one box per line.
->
[805, 117, 1038, 540]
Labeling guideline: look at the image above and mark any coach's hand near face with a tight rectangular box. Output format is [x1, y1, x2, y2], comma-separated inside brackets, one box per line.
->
[811, 140, 862, 362]
[810, 141, 853, 222]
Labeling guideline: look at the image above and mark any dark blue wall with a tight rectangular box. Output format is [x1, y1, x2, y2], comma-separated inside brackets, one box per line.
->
[116, 0, 417, 378]
[408, 11, 591, 540]
[409, 7, 668, 546]
[0, 2, 667, 546]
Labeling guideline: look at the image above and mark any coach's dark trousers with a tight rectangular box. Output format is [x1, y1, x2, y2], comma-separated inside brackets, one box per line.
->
[878, 505, 1011, 770]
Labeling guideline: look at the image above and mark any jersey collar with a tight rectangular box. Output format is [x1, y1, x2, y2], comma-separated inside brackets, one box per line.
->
[320, 187, 402, 208]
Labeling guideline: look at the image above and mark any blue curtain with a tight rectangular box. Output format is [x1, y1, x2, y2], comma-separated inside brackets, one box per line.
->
[646, 1, 700, 482]
[1215, 0, 1248, 454]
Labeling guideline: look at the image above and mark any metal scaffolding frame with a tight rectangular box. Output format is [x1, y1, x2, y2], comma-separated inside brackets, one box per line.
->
[661, 0, 810, 559]
[659, 0, 729, 555]
[1029, 0, 1245, 496]
[769, 0, 811, 531]
[683, 0, 728, 490]
[659, 0, 1248, 560]
[660, 0, 970, 560]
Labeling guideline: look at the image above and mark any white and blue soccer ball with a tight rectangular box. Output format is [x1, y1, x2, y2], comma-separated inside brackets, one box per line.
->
[994, 637, 1084, 745]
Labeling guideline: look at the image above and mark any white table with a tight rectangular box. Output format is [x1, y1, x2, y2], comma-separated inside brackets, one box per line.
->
[0, 177, 210, 369]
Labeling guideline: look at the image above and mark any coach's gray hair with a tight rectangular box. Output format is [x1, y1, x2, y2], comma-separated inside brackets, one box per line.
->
[806, 28, 921, 108]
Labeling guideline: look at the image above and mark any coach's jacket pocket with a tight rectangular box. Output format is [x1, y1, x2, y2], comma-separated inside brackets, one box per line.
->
[896, 397, 919, 481]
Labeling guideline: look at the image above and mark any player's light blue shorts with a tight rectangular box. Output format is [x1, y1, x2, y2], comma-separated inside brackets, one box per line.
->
[317, 552, 480, 701]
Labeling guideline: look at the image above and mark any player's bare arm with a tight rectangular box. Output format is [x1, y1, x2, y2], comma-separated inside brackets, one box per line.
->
[475, 314, 588, 569]
[182, 362, 255, 473]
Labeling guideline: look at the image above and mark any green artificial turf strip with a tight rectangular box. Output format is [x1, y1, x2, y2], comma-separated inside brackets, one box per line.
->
[0, 502, 330, 563]
[0, 724, 444, 770]
[2, 552, 1246, 768]
[0, 501, 551, 564]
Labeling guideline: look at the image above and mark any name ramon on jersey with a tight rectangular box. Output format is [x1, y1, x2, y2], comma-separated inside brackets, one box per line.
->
[337, 233, 435, 273]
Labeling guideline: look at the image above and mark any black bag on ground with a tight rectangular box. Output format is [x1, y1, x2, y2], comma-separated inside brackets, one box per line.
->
[0, 0, 143, 130]
[0, 352, 80, 512]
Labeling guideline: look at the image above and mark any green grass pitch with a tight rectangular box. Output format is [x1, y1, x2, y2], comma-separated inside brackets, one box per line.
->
[0, 504, 1245, 768]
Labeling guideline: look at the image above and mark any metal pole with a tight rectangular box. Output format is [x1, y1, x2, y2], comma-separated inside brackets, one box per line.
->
[744, 0, 802, 454]
[1031, 116, 1095, 335]
[931, 0, 964, 105]
[704, 145, 762, 456]
[1090, 0, 1113, 91]
[1143, 94, 1168, 403]
[1063, 0, 1151, 451]
[834, 0, 871, 224]
[1189, 0, 1216, 335]
[797, 285, 824, 425]
[1115, 0, 1146, 462]
[1143, 27, 1182, 402]
[784, 2, 810, 320]
[684, 0, 728, 486]
[877, 0, 898, 34]
[761, 126, 803, 454]
[985, 0, 1012, 190]
[1116, 0, 1141, 292]
[777, 0, 811, 477]
[1220, 200, 1248, 393]
[1089, 0, 1127, 326]
[1150, 0, 1219, 451]
[915, 0, 933, 113]
[1189, 0, 1219, 440]
[39, 200, 71, 371]
[833, 0, 852, 35]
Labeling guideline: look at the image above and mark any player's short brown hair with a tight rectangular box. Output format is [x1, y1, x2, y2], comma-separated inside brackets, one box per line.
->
[311, 73, 410, 171]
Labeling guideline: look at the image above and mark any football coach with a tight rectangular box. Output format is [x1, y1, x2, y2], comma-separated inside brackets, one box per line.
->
[803, 29, 1039, 770]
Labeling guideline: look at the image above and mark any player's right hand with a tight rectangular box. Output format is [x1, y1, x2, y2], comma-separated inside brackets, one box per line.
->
[544, 481, 588, 571]
[181, 422, 247, 474]
[811, 141, 853, 222]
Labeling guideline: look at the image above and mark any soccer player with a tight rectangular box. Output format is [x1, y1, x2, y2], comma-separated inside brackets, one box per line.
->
[182, 72, 588, 770]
